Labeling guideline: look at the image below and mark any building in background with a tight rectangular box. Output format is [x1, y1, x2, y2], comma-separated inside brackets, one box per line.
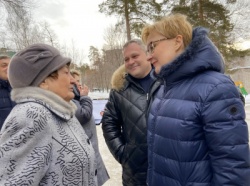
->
[0, 48, 16, 57]
[228, 56, 250, 93]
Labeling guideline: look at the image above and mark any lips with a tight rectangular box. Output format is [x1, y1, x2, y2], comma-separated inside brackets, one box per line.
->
[130, 65, 139, 70]
[151, 60, 157, 66]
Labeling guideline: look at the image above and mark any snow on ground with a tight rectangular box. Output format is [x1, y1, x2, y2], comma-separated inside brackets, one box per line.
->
[245, 95, 250, 130]
[96, 126, 122, 186]
[89, 91, 109, 100]
[246, 94, 250, 104]
[89, 91, 122, 186]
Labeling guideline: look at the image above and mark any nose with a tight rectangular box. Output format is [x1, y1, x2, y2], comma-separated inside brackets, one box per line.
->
[128, 59, 135, 66]
[70, 74, 76, 84]
[146, 53, 153, 63]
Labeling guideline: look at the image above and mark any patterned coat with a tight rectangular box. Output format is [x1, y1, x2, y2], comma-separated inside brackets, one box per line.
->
[0, 87, 97, 186]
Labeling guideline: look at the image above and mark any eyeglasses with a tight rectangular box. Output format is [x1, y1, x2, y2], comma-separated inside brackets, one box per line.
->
[147, 38, 169, 54]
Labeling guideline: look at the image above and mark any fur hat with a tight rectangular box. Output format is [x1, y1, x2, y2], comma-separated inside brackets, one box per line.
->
[8, 43, 71, 88]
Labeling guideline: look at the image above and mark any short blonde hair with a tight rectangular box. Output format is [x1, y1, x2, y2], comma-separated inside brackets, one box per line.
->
[70, 69, 80, 78]
[142, 13, 193, 48]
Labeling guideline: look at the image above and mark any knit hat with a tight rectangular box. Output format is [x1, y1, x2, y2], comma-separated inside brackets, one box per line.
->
[8, 43, 71, 88]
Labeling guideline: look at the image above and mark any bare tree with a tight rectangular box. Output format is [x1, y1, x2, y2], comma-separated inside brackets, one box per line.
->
[90, 24, 128, 91]
[0, 0, 62, 51]
[0, 0, 33, 18]
[222, 0, 250, 42]
[6, 7, 33, 49]
[60, 40, 85, 69]
[39, 21, 59, 47]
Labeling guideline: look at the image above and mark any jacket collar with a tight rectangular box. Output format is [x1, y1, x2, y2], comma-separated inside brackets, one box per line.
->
[157, 27, 224, 84]
[0, 79, 11, 88]
[111, 64, 154, 92]
[11, 87, 76, 120]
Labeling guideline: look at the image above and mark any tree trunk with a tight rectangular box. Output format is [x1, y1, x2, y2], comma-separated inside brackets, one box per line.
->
[198, 0, 204, 24]
[124, 0, 131, 41]
[179, 0, 185, 6]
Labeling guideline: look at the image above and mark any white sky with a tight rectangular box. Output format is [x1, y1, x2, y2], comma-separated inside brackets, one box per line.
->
[238, 41, 250, 50]
[34, 0, 117, 54]
[34, 0, 250, 53]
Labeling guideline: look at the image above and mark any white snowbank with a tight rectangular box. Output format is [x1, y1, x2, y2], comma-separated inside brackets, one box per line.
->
[89, 91, 109, 124]
[245, 94, 250, 104]
[89, 91, 109, 100]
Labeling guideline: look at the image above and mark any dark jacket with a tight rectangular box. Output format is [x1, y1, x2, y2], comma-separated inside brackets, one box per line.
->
[73, 96, 109, 186]
[0, 79, 15, 129]
[102, 65, 156, 186]
[147, 27, 250, 186]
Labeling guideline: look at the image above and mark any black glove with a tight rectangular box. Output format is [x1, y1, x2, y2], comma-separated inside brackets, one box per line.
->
[73, 84, 80, 101]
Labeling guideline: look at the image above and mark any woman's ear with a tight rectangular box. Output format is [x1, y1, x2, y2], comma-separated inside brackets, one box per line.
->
[39, 79, 49, 90]
[175, 35, 184, 51]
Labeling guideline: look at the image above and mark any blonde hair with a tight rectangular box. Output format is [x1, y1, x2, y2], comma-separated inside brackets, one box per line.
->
[142, 13, 193, 48]
[70, 69, 81, 78]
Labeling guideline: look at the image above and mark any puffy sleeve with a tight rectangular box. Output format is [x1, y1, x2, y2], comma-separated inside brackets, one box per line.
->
[0, 104, 53, 185]
[202, 81, 250, 186]
[101, 90, 125, 164]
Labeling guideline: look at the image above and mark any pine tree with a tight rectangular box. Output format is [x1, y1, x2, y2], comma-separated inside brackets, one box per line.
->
[99, 0, 169, 40]
[172, 0, 233, 60]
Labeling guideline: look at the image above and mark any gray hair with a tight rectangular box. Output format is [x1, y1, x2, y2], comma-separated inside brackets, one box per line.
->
[122, 39, 147, 52]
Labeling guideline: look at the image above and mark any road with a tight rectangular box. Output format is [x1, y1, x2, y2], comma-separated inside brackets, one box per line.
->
[97, 103, 250, 186]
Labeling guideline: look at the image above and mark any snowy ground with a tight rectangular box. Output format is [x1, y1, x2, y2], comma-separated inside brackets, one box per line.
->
[89, 91, 122, 186]
[90, 92, 250, 186]
[96, 126, 122, 186]
[245, 95, 250, 129]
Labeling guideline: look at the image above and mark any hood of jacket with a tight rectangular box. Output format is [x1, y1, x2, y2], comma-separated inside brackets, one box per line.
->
[11, 87, 77, 120]
[157, 27, 225, 84]
[111, 64, 127, 91]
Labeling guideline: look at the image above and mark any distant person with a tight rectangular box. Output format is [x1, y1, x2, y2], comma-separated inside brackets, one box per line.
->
[0, 55, 15, 129]
[102, 39, 158, 186]
[0, 44, 97, 185]
[71, 70, 92, 121]
[71, 70, 110, 186]
[141, 13, 250, 185]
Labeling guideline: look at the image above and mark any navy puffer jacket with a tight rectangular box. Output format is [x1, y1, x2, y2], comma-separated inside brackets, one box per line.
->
[0, 80, 15, 129]
[147, 27, 250, 186]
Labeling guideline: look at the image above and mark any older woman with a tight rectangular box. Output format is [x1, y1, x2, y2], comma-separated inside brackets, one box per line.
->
[0, 44, 97, 185]
[142, 14, 250, 186]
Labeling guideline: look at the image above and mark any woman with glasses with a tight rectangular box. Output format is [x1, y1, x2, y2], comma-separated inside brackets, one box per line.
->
[142, 13, 250, 186]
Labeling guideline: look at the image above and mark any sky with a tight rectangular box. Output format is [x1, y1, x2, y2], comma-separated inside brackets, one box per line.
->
[34, 0, 117, 54]
[34, 0, 250, 54]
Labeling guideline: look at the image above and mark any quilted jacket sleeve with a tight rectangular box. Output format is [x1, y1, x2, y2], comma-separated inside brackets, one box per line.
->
[102, 90, 125, 164]
[0, 105, 52, 185]
[202, 82, 250, 186]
